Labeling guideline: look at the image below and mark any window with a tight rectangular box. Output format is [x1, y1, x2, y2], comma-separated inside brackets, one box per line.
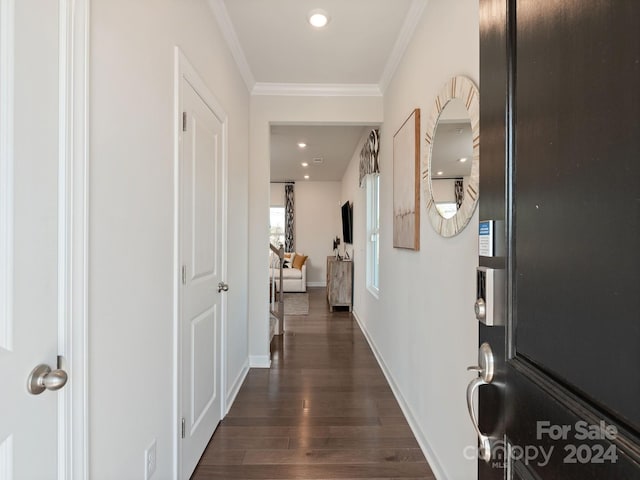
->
[436, 202, 458, 219]
[366, 174, 380, 296]
[269, 207, 285, 247]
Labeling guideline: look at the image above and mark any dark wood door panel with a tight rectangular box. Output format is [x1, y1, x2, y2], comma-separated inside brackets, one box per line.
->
[479, 0, 640, 478]
[514, 0, 640, 434]
[506, 362, 640, 480]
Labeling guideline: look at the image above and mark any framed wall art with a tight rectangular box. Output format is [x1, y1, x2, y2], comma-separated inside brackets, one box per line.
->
[393, 108, 420, 250]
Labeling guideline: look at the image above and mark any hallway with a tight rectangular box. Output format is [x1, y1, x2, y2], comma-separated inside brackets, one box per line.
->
[191, 287, 435, 479]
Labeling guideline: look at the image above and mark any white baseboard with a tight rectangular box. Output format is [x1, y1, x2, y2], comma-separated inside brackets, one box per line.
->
[306, 281, 326, 287]
[352, 310, 447, 480]
[225, 358, 249, 414]
[249, 355, 271, 368]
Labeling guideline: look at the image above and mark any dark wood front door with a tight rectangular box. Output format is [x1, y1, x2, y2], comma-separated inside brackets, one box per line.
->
[477, 1, 640, 478]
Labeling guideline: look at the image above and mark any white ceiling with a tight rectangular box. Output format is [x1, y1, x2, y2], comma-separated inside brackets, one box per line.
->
[270, 125, 368, 182]
[212, 0, 427, 92]
[221, 0, 415, 86]
[209, 0, 428, 182]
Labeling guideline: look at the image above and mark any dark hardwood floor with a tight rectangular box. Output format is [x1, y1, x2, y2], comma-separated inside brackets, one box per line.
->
[191, 287, 435, 479]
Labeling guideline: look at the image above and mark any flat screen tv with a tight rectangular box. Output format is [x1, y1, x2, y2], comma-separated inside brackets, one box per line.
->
[341, 201, 353, 244]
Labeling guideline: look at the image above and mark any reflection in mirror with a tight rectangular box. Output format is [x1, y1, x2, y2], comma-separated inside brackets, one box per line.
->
[430, 98, 473, 219]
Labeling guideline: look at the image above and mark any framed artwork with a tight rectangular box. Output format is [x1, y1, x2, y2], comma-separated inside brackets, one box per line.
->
[393, 108, 420, 250]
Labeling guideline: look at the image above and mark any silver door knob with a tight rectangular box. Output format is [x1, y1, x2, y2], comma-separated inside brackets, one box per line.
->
[217, 282, 229, 293]
[27, 364, 68, 395]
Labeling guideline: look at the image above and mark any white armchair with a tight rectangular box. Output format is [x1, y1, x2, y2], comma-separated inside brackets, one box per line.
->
[270, 252, 308, 292]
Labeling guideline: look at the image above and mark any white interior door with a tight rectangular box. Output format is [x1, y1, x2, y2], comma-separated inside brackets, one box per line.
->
[179, 73, 224, 479]
[0, 1, 66, 478]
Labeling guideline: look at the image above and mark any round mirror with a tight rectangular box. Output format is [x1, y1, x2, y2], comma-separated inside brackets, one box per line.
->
[423, 76, 479, 237]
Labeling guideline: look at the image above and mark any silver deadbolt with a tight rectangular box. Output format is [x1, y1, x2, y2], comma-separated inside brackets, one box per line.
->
[217, 282, 229, 293]
[475, 267, 505, 326]
[27, 363, 68, 395]
[474, 298, 486, 321]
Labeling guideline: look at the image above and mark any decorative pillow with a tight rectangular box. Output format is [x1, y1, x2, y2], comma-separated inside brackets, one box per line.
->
[284, 252, 295, 265]
[282, 260, 290, 268]
[292, 254, 308, 270]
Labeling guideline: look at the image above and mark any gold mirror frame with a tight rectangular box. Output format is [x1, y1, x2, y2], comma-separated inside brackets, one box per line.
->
[422, 76, 479, 237]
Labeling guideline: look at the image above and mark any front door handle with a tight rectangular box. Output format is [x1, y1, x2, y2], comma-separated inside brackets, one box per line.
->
[466, 342, 495, 463]
[27, 363, 68, 395]
[217, 282, 229, 293]
[467, 376, 492, 462]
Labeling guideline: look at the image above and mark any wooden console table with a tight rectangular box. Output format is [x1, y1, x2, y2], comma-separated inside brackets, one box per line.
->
[326, 256, 353, 312]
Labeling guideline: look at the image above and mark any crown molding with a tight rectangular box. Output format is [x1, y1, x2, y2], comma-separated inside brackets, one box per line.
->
[378, 0, 428, 93]
[207, 0, 256, 91]
[251, 82, 382, 97]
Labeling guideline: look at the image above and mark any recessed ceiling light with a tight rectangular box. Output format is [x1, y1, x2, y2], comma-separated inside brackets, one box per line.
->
[301, 162, 309, 167]
[437, 171, 444, 176]
[304, 175, 310, 180]
[458, 157, 468, 163]
[297, 142, 307, 148]
[308, 9, 330, 28]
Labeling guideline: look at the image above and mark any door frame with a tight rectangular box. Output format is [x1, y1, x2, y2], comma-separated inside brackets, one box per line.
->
[0, 0, 14, 357]
[0, 0, 89, 478]
[59, 0, 90, 478]
[173, 47, 229, 479]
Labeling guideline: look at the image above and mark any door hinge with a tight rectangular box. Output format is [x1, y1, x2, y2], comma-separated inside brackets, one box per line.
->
[182, 112, 187, 132]
[181, 417, 186, 439]
[181, 265, 186, 285]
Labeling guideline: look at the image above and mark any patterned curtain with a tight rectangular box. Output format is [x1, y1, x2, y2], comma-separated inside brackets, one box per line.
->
[285, 183, 295, 252]
[359, 129, 380, 187]
[454, 179, 464, 209]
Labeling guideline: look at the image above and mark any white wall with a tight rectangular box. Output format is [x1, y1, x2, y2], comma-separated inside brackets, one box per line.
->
[294, 181, 342, 285]
[270, 182, 285, 206]
[342, 1, 480, 478]
[431, 177, 472, 204]
[341, 129, 370, 308]
[432, 178, 458, 202]
[248, 95, 383, 366]
[270, 180, 346, 285]
[90, 1, 249, 478]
